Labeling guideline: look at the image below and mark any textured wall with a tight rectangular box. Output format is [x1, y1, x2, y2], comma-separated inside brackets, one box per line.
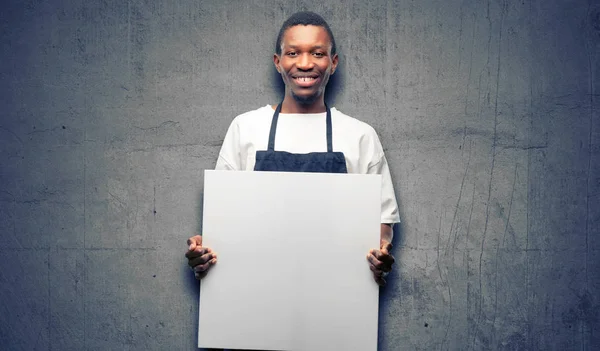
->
[1, 0, 598, 350]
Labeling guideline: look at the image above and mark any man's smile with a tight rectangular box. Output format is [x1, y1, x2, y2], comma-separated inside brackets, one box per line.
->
[292, 75, 320, 87]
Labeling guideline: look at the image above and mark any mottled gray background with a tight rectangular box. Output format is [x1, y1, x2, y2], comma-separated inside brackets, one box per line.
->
[1, 0, 598, 350]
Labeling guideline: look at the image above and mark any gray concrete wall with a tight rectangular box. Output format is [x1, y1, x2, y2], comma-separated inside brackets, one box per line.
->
[1, 0, 598, 350]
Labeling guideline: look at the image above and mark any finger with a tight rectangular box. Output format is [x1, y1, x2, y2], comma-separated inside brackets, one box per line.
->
[374, 249, 395, 264]
[367, 252, 385, 270]
[381, 263, 393, 273]
[371, 270, 386, 285]
[369, 264, 384, 277]
[187, 238, 194, 250]
[373, 249, 395, 265]
[189, 252, 217, 268]
[185, 246, 211, 259]
[194, 257, 217, 274]
[187, 235, 202, 250]
[367, 254, 386, 277]
[372, 253, 394, 273]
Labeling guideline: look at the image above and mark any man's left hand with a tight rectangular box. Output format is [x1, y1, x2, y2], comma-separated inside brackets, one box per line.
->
[367, 240, 395, 286]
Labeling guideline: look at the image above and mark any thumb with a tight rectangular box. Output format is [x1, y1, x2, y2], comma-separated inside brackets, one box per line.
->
[188, 235, 202, 250]
[380, 240, 392, 252]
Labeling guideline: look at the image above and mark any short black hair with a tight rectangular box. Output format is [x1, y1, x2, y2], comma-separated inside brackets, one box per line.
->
[275, 11, 337, 56]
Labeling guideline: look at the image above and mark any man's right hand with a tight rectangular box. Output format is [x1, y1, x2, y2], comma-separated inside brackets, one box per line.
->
[185, 235, 217, 280]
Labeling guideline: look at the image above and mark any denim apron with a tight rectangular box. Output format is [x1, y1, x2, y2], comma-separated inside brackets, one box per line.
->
[253, 103, 348, 173]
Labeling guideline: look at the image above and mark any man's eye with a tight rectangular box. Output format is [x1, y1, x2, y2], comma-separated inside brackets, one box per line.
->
[313, 52, 325, 57]
[287, 52, 297, 56]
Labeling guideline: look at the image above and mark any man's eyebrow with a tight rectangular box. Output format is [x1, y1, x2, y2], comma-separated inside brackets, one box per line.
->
[285, 45, 327, 50]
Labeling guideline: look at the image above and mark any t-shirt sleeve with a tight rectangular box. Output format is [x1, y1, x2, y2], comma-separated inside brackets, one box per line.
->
[215, 118, 242, 171]
[368, 154, 401, 225]
[365, 129, 401, 226]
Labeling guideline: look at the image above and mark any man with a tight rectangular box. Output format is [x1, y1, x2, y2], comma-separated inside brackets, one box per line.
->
[185, 11, 399, 287]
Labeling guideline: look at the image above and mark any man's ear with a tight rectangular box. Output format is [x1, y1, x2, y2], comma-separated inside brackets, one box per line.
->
[273, 54, 281, 73]
[331, 53, 339, 75]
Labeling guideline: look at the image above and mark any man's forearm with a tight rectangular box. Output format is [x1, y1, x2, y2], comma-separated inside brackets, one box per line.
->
[380, 223, 393, 248]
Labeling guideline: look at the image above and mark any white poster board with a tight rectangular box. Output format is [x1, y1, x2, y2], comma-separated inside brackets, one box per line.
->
[199, 170, 381, 351]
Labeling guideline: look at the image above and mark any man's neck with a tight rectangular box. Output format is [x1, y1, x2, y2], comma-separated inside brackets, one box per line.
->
[279, 96, 326, 114]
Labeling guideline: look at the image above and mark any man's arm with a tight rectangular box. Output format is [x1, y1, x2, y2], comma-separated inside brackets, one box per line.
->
[380, 223, 393, 249]
[367, 223, 395, 286]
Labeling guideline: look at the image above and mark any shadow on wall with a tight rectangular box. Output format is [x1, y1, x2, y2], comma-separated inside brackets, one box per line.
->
[269, 58, 345, 107]
[377, 221, 406, 348]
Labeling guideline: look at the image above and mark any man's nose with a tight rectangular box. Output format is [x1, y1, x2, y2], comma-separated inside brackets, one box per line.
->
[296, 53, 314, 70]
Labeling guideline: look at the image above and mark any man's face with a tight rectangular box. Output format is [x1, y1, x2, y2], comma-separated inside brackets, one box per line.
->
[274, 25, 338, 105]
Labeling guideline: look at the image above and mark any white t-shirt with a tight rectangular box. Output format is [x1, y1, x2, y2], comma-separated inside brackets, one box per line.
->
[215, 104, 400, 225]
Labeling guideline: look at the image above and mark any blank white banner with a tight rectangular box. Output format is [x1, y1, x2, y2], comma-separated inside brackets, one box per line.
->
[198, 170, 381, 351]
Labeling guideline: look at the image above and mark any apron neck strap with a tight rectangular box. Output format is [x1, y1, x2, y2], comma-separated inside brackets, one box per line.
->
[268, 103, 333, 152]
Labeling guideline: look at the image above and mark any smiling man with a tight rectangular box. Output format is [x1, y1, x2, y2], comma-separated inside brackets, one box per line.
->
[274, 20, 336, 111]
[185, 11, 400, 289]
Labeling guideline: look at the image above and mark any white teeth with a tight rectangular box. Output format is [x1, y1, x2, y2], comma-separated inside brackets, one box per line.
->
[296, 77, 315, 82]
